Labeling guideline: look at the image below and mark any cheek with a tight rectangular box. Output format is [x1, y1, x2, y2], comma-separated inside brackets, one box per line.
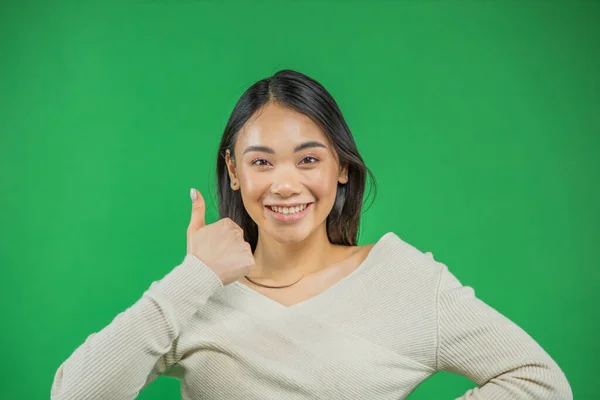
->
[239, 175, 268, 202]
[309, 171, 339, 198]
[239, 169, 338, 201]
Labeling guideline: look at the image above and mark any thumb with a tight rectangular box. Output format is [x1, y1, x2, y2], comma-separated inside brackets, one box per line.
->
[189, 188, 206, 230]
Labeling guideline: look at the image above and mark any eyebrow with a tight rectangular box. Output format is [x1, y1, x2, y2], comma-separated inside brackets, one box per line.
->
[242, 141, 327, 155]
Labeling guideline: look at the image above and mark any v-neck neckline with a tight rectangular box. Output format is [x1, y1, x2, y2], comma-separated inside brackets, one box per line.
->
[231, 232, 394, 310]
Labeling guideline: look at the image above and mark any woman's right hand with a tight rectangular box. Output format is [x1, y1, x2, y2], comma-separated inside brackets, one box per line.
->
[187, 188, 256, 286]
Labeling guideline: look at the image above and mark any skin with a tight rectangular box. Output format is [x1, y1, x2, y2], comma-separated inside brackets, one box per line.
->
[224, 102, 370, 289]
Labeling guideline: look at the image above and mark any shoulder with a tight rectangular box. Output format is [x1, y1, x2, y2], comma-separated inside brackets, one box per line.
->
[359, 232, 445, 342]
[372, 231, 446, 283]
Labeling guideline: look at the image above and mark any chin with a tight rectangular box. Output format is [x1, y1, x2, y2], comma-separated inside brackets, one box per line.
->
[265, 226, 313, 244]
[273, 229, 308, 241]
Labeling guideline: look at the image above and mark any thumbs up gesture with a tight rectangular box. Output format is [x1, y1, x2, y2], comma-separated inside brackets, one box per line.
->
[186, 188, 256, 286]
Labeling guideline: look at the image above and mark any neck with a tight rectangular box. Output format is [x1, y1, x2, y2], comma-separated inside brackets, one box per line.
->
[251, 226, 337, 284]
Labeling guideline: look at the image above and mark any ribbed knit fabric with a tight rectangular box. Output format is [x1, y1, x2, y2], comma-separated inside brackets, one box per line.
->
[50, 231, 572, 399]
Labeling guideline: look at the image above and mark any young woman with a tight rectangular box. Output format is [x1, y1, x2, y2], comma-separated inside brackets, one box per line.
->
[51, 70, 572, 399]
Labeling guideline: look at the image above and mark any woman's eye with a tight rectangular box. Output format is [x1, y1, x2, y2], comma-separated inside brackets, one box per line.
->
[251, 157, 319, 166]
[251, 158, 270, 166]
[300, 156, 319, 164]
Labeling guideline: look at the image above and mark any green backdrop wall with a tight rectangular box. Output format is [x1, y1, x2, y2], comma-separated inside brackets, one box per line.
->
[1, 0, 597, 398]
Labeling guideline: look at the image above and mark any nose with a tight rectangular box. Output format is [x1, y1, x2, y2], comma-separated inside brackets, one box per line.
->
[270, 166, 302, 197]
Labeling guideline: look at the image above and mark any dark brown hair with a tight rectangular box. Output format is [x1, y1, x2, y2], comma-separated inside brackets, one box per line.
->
[215, 69, 377, 252]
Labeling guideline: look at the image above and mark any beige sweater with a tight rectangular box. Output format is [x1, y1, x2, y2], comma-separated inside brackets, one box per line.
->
[50, 231, 572, 399]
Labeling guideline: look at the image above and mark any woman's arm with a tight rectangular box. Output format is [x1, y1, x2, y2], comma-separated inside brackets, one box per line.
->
[50, 254, 223, 400]
[435, 262, 573, 399]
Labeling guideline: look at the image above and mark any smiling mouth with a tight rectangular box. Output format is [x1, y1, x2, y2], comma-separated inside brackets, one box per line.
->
[267, 203, 311, 214]
[265, 202, 313, 222]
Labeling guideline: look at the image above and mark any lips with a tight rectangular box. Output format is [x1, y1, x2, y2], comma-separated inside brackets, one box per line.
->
[267, 203, 310, 213]
[265, 202, 313, 222]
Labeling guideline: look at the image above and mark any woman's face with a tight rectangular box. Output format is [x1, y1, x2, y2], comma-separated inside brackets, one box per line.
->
[226, 102, 348, 244]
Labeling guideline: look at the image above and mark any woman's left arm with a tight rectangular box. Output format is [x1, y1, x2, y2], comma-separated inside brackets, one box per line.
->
[435, 262, 573, 399]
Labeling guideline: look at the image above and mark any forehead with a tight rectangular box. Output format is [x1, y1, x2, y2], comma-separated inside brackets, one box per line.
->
[236, 103, 328, 151]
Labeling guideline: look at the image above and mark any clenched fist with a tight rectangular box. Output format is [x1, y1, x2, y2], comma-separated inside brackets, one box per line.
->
[187, 188, 256, 286]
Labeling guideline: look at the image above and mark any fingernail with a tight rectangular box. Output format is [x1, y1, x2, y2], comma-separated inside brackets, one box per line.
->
[190, 188, 197, 201]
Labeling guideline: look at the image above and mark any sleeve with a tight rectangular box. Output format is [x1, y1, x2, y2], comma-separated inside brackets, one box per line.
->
[50, 254, 224, 400]
[435, 263, 573, 400]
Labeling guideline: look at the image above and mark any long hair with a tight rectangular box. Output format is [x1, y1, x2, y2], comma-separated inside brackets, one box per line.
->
[215, 69, 377, 252]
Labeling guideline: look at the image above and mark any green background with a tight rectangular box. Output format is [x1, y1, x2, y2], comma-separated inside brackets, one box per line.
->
[1, 0, 597, 398]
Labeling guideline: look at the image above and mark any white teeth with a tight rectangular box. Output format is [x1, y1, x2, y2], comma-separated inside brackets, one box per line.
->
[270, 204, 308, 214]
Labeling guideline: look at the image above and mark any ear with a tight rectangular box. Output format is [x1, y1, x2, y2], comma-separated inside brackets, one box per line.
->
[338, 164, 349, 185]
[225, 149, 240, 190]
